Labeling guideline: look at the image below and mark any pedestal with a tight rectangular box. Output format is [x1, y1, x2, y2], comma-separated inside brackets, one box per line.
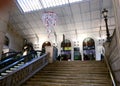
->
[45, 46, 57, 63]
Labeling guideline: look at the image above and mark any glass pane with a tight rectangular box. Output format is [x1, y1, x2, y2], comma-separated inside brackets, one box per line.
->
[17, 0, 82, 13]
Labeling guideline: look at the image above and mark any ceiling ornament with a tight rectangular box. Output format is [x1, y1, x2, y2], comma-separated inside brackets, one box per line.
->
[42, 11, 57, 38]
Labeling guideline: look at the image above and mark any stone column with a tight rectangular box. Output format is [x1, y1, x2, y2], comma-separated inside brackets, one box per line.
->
[45, 46, 54, 63]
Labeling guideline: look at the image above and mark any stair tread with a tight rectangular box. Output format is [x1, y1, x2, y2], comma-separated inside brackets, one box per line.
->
[30, 78, 111, 82]
[32, 75, 110, 80]
[39, 70, 109, 73]
[22, 82, 111, 86]
[25, 81, 112, 85]
[34, 73, 110, 78]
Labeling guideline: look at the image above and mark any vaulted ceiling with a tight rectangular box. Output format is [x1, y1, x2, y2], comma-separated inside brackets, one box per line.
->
[9, 0, 115, 44]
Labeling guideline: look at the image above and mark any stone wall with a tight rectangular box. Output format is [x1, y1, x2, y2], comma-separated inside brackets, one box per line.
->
[104, 0, 120, 85]
[6, 25, 24, 52]
[0, 9, 9, 57]
[104, 30, 120, 85]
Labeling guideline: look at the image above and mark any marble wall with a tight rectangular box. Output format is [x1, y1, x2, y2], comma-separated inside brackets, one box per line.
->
[104, 0, 120, 85]
[6, 26, 24, 52]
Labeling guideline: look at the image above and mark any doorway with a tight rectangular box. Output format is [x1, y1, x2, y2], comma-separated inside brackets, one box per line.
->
[42, 41, 51, 53]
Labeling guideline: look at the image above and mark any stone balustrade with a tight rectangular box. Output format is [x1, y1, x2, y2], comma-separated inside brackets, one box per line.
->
[0, 53, 49, 86]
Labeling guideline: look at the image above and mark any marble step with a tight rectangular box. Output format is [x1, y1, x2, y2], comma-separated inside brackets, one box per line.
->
[32, 74, 110, 80]
[47, 64, 106, 67]
[27, 78, 111, 83]
[25, 80, 112, 86]
[39, 70, 108, 74]
[41, 67, 108, 71]
[29, 78, 111, 84]
[34, 73, 110, 78]
[22, 82, 111, 86]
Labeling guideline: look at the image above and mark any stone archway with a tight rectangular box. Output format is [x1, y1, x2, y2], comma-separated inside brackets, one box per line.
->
[83, 37, 96, 60]
[42, 41, 51, 49]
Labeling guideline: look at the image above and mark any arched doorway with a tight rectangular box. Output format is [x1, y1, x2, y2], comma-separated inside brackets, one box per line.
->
[41, 41, 51, 55]
[83, 37, 95, 60]
[42, 41, 51, 49]
[61, 39, 71, 61]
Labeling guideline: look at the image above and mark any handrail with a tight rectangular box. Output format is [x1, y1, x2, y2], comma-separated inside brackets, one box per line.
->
[1, 52, 21, 61]
[0, 50, 41, 73]
[0, 50, 39, 70]
[0, 52, 22, 69]
[0, 58, 24, 73]
[104, 55, 117, 86]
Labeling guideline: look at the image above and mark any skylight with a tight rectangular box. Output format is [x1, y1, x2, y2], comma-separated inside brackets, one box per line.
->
[17, 0, 83, 13]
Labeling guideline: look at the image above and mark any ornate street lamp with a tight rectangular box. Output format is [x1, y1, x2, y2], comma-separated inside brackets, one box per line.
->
[102, 8, 111, 42]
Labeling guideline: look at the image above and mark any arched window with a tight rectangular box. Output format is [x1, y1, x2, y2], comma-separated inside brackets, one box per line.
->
[61, 39, 71, 48]
[83, 37, 95, 60]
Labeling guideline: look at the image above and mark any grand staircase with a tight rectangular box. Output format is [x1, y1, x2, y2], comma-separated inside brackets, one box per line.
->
[22, 61, 112, 86]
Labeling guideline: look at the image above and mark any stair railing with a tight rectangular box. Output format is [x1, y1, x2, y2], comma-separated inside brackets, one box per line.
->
[103, 29, 117, 86]
[104, 30, 117, 86]
[104, 53, 117, 86]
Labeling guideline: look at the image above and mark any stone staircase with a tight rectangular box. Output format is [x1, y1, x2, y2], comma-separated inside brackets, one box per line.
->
[21, 61, 112, 86]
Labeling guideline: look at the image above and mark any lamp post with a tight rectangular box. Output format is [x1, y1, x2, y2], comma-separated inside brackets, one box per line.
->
[102, 8, 111, 42]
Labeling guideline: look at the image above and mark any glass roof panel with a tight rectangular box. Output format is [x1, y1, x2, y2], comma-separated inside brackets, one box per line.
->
[17, 0, 82, 13]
